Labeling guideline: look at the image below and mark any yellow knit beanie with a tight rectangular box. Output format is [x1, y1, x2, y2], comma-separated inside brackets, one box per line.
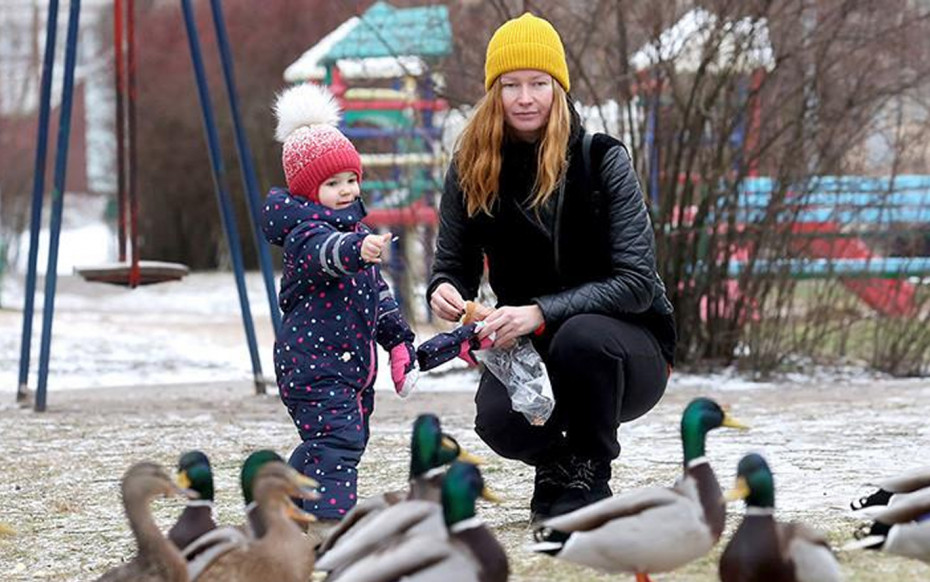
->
[484, 13, 570, 92]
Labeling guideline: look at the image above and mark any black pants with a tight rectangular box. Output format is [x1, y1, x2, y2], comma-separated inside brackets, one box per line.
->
[474, 313, 668, 463]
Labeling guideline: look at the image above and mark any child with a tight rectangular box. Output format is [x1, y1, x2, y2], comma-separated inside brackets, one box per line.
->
[262, 83, 418, 523]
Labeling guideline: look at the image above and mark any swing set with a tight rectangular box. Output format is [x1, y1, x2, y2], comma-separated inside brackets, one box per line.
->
[16, 0, 282, 412]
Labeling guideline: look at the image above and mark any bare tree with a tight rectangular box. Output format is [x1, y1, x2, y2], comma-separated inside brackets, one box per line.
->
[439, 0, 930, 375]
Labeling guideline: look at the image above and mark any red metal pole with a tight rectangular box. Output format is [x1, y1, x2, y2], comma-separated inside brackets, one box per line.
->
[126, 0, 140, 287]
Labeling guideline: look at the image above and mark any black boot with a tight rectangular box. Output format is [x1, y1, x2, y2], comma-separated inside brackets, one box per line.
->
[547, 455, 612, 517]
[530, 456, 570, 524]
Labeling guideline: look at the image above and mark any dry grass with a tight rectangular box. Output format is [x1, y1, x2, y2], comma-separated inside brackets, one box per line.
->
[1, 376, 928, 581]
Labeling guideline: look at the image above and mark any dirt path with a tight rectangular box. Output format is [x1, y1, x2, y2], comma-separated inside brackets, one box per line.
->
[1, 376, 928, 580]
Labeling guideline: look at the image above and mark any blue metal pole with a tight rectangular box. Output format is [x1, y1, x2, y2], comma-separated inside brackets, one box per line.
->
[181, 0, 266, 395]
[17, 0, 60, 403]
[207, 0, 281, 336]
[35, 0, 81, 412]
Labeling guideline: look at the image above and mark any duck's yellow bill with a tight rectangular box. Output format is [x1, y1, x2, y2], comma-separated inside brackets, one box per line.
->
[286, 499, 318, 523]
[442, 435, 485, 465]
[721, 412, 750, 430]
[724, 477, 751, 502]
[176, 471, 192, 491]
[283, 467, 321, 501]
[457, 449, 485, 465]
[481, 486, 503, 504]
[285, 466, 320, 490]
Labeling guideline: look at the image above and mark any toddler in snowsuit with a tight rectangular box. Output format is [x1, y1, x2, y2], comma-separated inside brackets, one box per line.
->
[262, 83, 418, 520]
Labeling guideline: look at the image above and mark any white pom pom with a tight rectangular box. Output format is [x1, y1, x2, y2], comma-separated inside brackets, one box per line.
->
[273, 83, 342, 143]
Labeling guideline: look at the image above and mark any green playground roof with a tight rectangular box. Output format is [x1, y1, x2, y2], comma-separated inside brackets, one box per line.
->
[322, 2, 452, 62]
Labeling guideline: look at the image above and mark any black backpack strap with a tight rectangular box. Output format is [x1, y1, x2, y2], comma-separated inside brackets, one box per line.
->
[582, 132, 604, 220]
[582, 132, 594, 184]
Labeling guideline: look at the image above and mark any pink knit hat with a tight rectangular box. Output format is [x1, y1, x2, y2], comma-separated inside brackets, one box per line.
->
[274, 83, 362, 201]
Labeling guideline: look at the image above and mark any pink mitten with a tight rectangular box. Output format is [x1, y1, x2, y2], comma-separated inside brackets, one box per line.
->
[389, 342, 419, 398]
[457, 323, 494, 366]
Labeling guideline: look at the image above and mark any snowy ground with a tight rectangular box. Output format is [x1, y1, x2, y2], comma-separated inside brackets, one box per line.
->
[1, 272, 928, 580]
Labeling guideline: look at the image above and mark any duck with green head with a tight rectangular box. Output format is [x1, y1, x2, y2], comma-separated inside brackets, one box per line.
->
[239, 449, 286, 539]
[720, 453, 842, 582]
[171, 451, 276, 581]
[328, 461, 508, 582]
[183, 450, 309, 580]
[168, 451, 217, 554]
[317, 414, 481, 556]
[196, 461, 320, 582]
[530, 397, 747, 582]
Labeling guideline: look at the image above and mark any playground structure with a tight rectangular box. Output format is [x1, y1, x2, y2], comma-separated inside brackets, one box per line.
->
[16, 0, 280, 411]
[630, 8, 930, 318]
[283, 1, 451, 315]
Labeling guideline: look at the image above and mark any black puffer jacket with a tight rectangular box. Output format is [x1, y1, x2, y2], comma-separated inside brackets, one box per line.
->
[428, 119, 677, 365]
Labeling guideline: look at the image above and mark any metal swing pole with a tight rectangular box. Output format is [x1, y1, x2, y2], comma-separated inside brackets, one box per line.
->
[16, 0, 60, 403]
[35, 0, 82, 412]
[114, 0, 128, 263]
[126, 0, 141, 287]
[207, 0, 281, 335]
[180, 0, 266, 395]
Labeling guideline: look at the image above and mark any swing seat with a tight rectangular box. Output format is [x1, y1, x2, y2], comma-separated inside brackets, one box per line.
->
[74, 260, 189, 286]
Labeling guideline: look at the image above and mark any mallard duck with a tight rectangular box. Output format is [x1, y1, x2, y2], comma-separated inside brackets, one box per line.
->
[196, 461, 319, 582]
[318, 414, 480, 556]
[171, 451, 252, 581]
[844, 485, 930, 564]
[95, 462, 197, 582]
[327, 461, 508, 582]
[530, 397, 748, 581]
[239, 449, 286, 538]
[720, 453, 843, 581]
[850, 465, 930, 512]
[168, 451, 217, 553]
[176, 450, 293, 580]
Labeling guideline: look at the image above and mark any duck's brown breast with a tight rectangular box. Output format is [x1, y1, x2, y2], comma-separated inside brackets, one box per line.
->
[720, 515, 796, 582]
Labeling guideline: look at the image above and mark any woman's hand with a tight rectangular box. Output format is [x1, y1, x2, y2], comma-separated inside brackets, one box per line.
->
[430, 282, 466, 322]
[478, 305, 544, 349]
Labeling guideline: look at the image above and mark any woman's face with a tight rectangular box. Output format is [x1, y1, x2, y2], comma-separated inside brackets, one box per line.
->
[499, 70, 554, 142]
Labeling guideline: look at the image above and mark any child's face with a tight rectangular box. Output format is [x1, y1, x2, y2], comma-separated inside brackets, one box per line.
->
[317, 171, 360, 210]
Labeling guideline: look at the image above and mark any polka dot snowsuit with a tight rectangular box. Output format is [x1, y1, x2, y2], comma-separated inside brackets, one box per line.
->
[262, 187, 413, 519]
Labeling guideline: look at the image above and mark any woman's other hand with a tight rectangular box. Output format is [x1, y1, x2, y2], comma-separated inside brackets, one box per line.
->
[479, 305, 544, 349]
[430, 282, 466, 322]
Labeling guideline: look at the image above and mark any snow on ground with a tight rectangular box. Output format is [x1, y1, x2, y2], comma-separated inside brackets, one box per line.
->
[1, 270, 912, 395]
[0, 271, 471, 395]
[1, 271, 929, 580]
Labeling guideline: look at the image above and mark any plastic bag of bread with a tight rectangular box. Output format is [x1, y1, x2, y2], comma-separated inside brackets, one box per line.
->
[473, 338, 555, 426]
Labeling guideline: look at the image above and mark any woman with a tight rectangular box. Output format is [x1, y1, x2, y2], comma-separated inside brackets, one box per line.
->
[427, 13, 677, 522]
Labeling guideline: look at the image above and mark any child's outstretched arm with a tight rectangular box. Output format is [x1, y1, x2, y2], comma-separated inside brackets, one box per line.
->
[374, 273, 418, 397]
[262, 188, 374, 285]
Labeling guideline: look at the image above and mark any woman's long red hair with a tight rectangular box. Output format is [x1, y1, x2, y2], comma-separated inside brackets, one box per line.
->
[454, 80, 571, 217]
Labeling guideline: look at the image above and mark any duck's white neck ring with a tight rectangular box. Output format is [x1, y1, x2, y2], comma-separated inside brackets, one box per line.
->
[687, 456, 708, 469]
[746, 507, 775, 516]
[450, 517, 483, 534]
[187, 500, 214, 508]
[422, 467, 445, 480]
